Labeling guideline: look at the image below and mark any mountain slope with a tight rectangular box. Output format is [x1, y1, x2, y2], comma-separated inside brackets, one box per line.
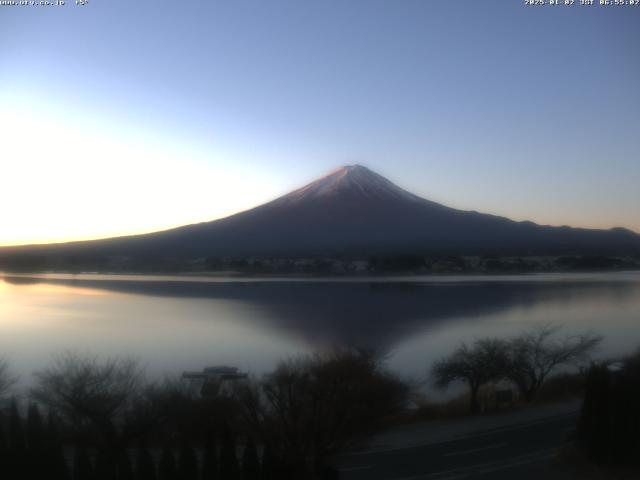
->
[1, 165, 639, 267]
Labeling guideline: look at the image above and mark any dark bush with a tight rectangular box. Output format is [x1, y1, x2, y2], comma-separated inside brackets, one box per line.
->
[578, 350, 640, 466]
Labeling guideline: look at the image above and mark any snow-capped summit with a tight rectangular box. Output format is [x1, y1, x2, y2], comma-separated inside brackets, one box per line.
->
[275, 164, 422, 205]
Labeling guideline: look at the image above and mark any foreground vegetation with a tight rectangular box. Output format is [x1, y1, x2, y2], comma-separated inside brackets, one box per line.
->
[577, 351, 640, 467]
[431, 325, 601, 414]
[0, 349, 406, 480]
[0, 325, 626, 479]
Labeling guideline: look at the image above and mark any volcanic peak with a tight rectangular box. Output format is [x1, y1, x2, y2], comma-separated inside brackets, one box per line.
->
[275, 164, 422, 205]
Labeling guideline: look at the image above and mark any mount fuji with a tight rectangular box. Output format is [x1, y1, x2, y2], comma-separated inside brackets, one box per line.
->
[1, 165, 639, 270]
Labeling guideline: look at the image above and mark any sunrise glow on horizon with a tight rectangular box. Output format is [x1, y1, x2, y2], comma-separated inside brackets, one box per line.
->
[0, 97, 287, 246]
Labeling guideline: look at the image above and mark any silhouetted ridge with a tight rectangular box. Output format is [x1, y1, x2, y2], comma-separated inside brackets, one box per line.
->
[0, 165, 639, 268]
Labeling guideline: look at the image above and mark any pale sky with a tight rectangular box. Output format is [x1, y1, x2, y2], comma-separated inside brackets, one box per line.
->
[1, 1, 639, 246]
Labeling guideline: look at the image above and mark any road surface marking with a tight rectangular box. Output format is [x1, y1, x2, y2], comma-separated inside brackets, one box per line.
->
[342, 412, 577, 457]
[339, 465, 372, 472]
[471, 452, 555, 477]
[443, 442, 507, 457]
[390, 448, 557, 480]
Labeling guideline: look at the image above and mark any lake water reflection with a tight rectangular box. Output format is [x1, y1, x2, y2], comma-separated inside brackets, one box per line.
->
[1, 272, 639, 387]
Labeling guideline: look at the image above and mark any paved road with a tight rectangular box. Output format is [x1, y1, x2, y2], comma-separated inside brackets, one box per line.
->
[337, 412, 578, 480]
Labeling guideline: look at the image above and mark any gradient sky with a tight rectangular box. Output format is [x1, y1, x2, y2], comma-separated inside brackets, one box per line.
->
[1, 0, 639, 246]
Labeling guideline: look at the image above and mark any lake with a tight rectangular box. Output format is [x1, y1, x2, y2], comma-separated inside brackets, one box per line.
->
[1, 272, 639, 390]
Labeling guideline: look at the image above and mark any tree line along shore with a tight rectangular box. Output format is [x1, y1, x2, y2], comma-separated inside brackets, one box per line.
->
[1, 252, 639, 275]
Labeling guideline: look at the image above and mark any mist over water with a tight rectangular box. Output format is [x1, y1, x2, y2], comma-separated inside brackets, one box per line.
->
[1, 272, 639, 388]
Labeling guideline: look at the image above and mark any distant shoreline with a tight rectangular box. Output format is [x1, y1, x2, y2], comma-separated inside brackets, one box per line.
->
[2, 268, 640, 285]
[1, 253, 639, 278]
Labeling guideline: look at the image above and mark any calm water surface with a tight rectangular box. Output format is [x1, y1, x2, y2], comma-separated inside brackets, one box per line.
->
[1, 272, 639, 387]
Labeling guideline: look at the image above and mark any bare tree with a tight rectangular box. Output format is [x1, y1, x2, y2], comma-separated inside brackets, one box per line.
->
[129, 374, 237, 440]
[0, 358, 16, 398]
[235, 348, 408, 478]
[31, 352, 144, 451]
[506, 324, 602, 402]
[431, 338, 509, 414]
